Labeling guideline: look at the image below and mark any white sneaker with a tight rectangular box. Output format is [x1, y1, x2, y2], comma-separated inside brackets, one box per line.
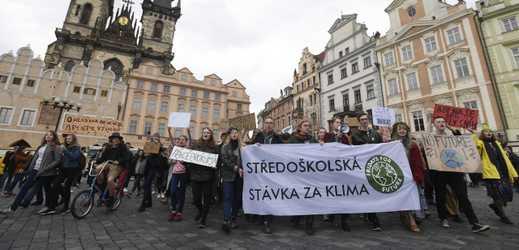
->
[161, 193, 165, 199]
[152, 190, 156, 195]
[38, 207, 49, 214]
[157, 194, 161, 199]
[123, 188, 129, 193]
[0, 207, 13, 215]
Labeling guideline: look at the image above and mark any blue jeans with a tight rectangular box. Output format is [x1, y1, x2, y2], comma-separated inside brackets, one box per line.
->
[142, 168, 157, 203]
[5, 173, 23, 191]
[23, 181, 44, 203]
[11, 171, 52, 211]
[0, 172, 13, 190]
[222, 174, 243, 220]
[170, 173, 186, 213]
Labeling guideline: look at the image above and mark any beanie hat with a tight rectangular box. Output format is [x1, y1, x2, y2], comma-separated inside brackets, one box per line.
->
[480, 124, 492, 133]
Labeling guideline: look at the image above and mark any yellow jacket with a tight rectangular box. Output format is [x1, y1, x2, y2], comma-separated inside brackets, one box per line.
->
[0, 155, 5, 175]
[473, 134, 518, 183]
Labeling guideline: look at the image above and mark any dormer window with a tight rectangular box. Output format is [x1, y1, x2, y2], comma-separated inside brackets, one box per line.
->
[407, 7, 416, 18]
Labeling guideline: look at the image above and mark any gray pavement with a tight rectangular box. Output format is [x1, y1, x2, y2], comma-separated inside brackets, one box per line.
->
[1, 182, 518, 250]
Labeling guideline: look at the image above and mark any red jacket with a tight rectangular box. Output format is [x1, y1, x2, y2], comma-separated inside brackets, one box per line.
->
[409, 143, 425, 184]
[324, 132, 350, 145]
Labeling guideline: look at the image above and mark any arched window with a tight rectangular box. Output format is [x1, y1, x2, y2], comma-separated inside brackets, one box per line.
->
[154, 21, 163, 39]
[103, 58, 124, 80]
[80, 4, 92, 25]
[65, 60, 75, 71]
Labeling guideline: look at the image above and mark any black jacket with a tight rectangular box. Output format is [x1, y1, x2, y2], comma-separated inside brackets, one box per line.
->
[351, 129, 382, 145]
[220, 143, 242, 182]
[98, 143, 127, 169]
[509, 152, 519, 172]
[253, 132, 283, 144]
[191, 141, 219, 182]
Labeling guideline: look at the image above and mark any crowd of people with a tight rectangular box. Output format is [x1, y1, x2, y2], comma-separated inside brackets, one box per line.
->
[1, 112, 518, 237]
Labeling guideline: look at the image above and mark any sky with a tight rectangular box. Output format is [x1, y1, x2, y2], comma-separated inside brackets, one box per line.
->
[0, 0, 476, 116]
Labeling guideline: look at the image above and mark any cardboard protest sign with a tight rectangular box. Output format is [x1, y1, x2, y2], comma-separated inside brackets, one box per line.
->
[380, 126, 392, 142]
[144, 142, 160, 154]
[433, 104, 479, 130]
[169, 146, 218, 168]
[345, 118, 360, 127]
[421, 134, 484, 173]
[229, 113, 256, 131]
[282, 126, 293, 134]
[168, 112, 191, 128]
[62, 114, 122, 137]
[373, 107, 396, 126]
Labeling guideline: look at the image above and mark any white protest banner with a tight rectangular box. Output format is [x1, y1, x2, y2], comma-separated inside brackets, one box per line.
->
[169, 146, 218, 168]
[242, 141, 420, 216]
[168, 112, 191, 128]
[372, 107, 396, 126]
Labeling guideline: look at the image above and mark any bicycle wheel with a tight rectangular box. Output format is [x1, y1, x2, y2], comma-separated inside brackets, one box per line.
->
[71, 190, 94, 219]
[112, 190, 123, 211]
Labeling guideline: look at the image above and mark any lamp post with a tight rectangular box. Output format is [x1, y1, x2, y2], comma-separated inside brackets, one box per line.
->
[43, 96, 82, 132]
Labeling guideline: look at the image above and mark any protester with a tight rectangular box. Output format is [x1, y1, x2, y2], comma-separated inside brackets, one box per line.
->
[324, 117, 349, 144]
[139, 132, 164, 212]
[0, 147, 18, 192]
[392, 122, 425, 232]
[128, 149, 145, 198]
[166, 127, 192, 221]
[0, 131, 62, 216]
[121, 143, 134, 194]
[505, 146, 519, 192]
[317, 128, 327, 143]
[93, 132, 127, 212]
[473, 125, 518, 224]
[430, 116, 490, 232]
[191, 127, 219, 229]
[214, 132, 227, 207]
[3, 146, 32, 197]
[351, 112, 383, 231]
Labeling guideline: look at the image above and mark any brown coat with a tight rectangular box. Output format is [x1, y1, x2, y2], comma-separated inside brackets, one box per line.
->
[11, 154, 32, 173]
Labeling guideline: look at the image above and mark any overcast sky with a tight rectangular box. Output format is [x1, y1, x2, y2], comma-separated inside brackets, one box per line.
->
[0, 0, 476, 116]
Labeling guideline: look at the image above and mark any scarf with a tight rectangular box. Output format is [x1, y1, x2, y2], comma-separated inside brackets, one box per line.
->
[231, 139, 238, 151]
[483, 138, 509, 178]
[296, 133, 312, 142]
[263, 131, 274, 144]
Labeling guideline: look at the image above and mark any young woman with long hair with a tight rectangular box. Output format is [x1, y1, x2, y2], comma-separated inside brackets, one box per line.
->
[323, 117, 349, 144]
[166, 127, 192, 221]
[1, 131, 62, 216]
[127, 149, 144, 198]
[3, 146, 32, 196]
[317, 128, 327, 143]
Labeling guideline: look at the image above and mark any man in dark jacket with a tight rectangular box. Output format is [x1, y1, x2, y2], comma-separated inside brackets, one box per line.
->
[93, 132, 127, 210]
[506, 146, 519, 191]
[252, 117, 283, 234]
[351, 112, 383, 231]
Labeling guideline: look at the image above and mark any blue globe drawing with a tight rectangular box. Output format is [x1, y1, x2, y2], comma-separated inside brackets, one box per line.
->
[440, 150, 464, 168]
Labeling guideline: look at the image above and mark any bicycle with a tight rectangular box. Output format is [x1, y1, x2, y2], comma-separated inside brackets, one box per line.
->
[70, 160, 123, 219]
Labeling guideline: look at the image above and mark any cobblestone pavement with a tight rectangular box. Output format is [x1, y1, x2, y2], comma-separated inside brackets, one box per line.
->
[1, 182, 518, 250]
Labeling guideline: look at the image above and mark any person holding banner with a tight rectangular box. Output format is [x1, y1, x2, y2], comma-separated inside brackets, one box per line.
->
[138, 132, 164, 212]
[392, 122, 425, 233]
[289, 119, 321, 235]
[430, 116, 490, 233]
[191, 127, 219, 229]
[220, 127, 246, 234]
[252, 117, 283, 234]
[473, 125, 518, 224]
[324, 117, 350, 145]
[317, 128, 327, 143]
[351, 112, 383, 231]
[166, 127, 192, 221]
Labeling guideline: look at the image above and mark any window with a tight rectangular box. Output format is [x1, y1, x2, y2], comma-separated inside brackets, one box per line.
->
[237, 104, 243, 110]
[430, 65, 445, 84]
[85, 88, 96, 95]
[310, 96, 313, 106]
[158, 123, 166, 137]
[210, 80, 216, 85]
[288, 116, 291, 126]
[80, 4, 92, 25]
[65, 61, 74, 71]
[12, 77, 21, 85]
[213, 108, 220, 119]
[343, 94, 349, 109]
[202, 107, 209, 118]
[203, 92, 210, 100]
[464, 101, 482, 123]
[282, 118, 285, 128]
[19, 109, 36, 126]
[150, 83, 158, 91]
[366, 85, 375, 99]
[190, 105, 197, 117]
[454, 58, 470, 78]
[503, 17, 519, 32]
[200, 128, 204, 137]
[384, 52, 395, 65]
[364, 56, 372, 68]
[73, 86, 81, 93]
[232, 91, 237, 97]
[395, 114, 402, 122]
[0, 75, 6, 83]
[313, 76, 316, 85]
[147, 99, 156, 111]
[327, 74, 334, 84]
[313, 95, 317, 106]
[402, 45, 413, 60]
[174, 128, 182, 138]
[144, 121, 153, 135]
[129, 120, 138, 134]
[288, 102, 291, 109]
[177, 103, 185, 112]
[215, 94, 221, 101]
[191, 90, 198, 98]
[412, 111, 425, 131]
[329, 99, 335, 112]
[307, 79, 310, 88]
[388, 79, 399, 95]
[146, 68, 153, 74]
[406, 73, 419, 90]
[163, 85, 170, 93]
[154, 21, 163, 39]
[512, 47, 519, 68]
[181, 74, 187, 80]
[133, 97, 142, 109]
[354, 89, 361, 104]
[136, 81, 144, 89]
[352, 63, 359, 74]
[101, 90, 108, 96]
[447, 27, 462, 44]
[213, 129, 219, 140]
[339, 51, 343, 58]
[160, 101, 168, 113]
[26, 79, 35, 87]
[296, 85, 300, 92]
[424, 37, 437, 52]
[0, 107, 14, 124]
[345, 48, 350, 54]
[179, 88, 187, 96]
[407, 7, 416, 17]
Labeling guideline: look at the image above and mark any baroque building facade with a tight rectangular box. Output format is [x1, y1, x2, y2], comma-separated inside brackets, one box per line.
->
[476, 0, 519, 145]
[318, 14, 384, 131]
[261, 87, 293, 135]
[0, 46, 126, 148]
[375, 0, 504, 136]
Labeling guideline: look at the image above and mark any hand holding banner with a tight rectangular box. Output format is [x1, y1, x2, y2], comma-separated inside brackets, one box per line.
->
[168, 112, 191, 128]
[433, 104, 479, 130]
[169, 146, 218, 168]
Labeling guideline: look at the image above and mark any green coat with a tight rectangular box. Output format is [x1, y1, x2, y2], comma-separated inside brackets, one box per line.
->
[289, 135, 319, 144]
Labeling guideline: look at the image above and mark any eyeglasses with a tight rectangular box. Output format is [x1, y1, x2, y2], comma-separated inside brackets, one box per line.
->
[359, 118, 369, 121]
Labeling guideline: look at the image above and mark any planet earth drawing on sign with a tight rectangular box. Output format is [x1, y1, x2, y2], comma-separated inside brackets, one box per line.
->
[371, 162, 398, 186]
[440, 150, 464, 168]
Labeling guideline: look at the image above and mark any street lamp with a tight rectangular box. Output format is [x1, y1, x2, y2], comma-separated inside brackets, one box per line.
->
[43, 96, 82, 132]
